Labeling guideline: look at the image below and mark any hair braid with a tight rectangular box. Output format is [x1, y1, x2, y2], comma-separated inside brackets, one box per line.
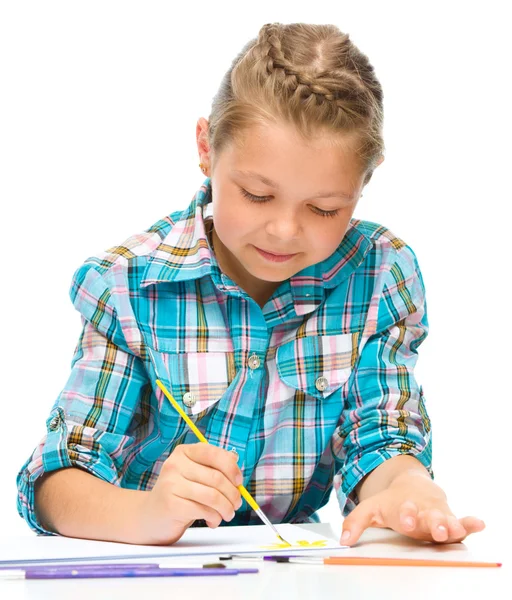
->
[208, 22, 384, 181]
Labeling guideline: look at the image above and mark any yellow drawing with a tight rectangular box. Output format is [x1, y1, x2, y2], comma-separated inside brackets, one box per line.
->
[260, 539, 328, 550]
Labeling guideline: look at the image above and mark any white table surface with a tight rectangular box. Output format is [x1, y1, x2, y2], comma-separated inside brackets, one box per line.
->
[0, 523, 508, 600]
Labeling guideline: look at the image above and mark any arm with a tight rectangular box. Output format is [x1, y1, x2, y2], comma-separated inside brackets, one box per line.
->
[19, 263, 243, 545]
[332, 243, 433, 517]
[332, 244, 484, 544]
[34, 467, 152, 544]
[17, 264, 150, 537]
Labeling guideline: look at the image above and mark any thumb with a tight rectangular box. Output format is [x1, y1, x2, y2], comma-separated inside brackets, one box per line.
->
[340, 498, 383, 546]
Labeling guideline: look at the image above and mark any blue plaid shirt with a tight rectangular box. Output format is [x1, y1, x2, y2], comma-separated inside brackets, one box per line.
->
[17, 177, 433, 534]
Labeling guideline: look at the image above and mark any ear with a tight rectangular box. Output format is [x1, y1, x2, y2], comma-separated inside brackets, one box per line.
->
[376, 154, 385, 167]
[196, 117, 211, 158]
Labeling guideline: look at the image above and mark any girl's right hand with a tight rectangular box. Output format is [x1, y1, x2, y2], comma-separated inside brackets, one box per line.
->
[137, 442, 243, 545]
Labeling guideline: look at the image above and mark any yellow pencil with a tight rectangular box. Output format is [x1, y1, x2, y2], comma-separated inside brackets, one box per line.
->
[154, 377, 291, 547]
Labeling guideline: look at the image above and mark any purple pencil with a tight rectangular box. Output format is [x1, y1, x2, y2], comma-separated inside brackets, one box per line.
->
[0, 567, 259, 580]
[0, 563, 158, 571]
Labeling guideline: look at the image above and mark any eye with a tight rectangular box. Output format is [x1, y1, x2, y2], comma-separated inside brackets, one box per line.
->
[311, 207, 340, 218]
[239, 187, 340, 218]
[239, 188, 271, 203]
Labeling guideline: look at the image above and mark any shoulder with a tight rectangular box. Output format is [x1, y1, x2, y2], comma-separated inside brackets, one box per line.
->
[346, 220, 428, 335]
[76, 208, 183, 278]
[350, 218, 422, 274]
[67, 209, 184, 350]
[68, 208, 183, 314]
[351, 218, 407, 251]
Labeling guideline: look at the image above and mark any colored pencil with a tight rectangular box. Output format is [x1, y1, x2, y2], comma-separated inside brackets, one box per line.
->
[0, 567, 259, 580]
[222, 554, 501, 568]
[293, 556, 502, 568]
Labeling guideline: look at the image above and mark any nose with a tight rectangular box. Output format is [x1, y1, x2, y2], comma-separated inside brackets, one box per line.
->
[264, 206, 301, 243]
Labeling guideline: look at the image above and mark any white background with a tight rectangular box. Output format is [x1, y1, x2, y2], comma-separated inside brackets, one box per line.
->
[0, 1, 510, 542]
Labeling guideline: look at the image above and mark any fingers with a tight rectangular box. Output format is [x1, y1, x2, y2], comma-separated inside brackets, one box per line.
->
[163, 443, 242, 520]
[412, 510, 483, 543]
[185, 443, 243, 487]
[398, 500, 419, 533]
[424, 508, 450, 542]
[180, 461, 243, 518]
[421, 511, 486, 543]
[170, 496, 226, 529]
[173, 477, 240, 525]
[340, 499, 382, 546]
[445, 515, 468, 541]
[459, 516, 486, 534]
[369, 492, 485, 545]
[183, 443, 242, 507]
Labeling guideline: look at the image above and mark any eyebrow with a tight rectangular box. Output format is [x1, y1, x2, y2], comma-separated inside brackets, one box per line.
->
[232, 169, 355, 201]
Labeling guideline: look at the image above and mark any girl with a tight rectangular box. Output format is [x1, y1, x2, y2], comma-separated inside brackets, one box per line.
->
[17, 22, 485, 546]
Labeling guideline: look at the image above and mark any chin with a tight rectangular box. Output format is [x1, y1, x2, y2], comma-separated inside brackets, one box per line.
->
[249, 264, 301, 282]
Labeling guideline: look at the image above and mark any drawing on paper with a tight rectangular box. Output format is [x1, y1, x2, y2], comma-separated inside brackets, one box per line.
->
[259, 539, 329, 550]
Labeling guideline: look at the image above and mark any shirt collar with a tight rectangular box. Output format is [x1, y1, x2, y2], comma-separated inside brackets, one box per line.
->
[140, 177, 216, 287]
[141, 178, 373, 313]
[289, 223, 373, 314]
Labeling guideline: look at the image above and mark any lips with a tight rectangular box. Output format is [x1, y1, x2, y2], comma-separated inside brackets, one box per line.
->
[258, 249, 296, 257]
[254, 246, 298, 263]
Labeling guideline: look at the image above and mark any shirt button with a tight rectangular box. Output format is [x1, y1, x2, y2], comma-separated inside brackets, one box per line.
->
[48, 415, 61, 431]
[183, 392, 197, 407]
[315, 376, 329, 392]
[248, 354, 261, 369]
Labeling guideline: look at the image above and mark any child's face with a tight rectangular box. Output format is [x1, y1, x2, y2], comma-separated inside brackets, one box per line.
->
[204, 121, 367, 303]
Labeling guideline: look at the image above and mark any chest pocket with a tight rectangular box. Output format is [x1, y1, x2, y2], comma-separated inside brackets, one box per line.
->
[276, 333, 357, 401]
[160, 351, 237, 416]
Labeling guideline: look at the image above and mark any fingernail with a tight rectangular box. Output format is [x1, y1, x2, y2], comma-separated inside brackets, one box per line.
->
[236, 474, 243, 485]
[341, 530, 351, 543]
[404, 517, 415, 528]
[437, 525, 447, 533]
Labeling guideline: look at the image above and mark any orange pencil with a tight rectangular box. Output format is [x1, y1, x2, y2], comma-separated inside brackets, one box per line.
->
[287, 556, 501, 568]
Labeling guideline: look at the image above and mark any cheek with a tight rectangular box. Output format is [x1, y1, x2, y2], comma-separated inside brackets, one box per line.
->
[305, 219, 351, 257]
[321, 225, 346, 246]
[212, 200, 253, 241]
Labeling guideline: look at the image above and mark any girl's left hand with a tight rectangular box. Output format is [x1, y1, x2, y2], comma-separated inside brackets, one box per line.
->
[340, 471, 486, 546]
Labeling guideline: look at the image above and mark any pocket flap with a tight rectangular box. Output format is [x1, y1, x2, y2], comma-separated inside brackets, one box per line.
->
[276, 334, 356, 400]
[160, 351, 237, 416]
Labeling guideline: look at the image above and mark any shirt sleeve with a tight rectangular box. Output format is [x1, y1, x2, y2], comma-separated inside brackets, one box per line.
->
[16, 263, 150, 535]
[331, 243, 433, 517]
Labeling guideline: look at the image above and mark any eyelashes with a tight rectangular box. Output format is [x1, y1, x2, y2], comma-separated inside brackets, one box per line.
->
[238, 188, 340, 218]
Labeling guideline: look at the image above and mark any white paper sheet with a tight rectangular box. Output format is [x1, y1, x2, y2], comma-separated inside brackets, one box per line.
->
[0, 524, 344, 567]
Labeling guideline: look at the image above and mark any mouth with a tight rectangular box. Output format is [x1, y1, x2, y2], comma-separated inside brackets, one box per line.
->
[254, 246, 298, 263]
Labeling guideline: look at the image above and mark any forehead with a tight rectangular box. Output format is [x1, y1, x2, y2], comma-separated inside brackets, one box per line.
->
[233, 121, 357, 152]
[221, 122, 364, 185]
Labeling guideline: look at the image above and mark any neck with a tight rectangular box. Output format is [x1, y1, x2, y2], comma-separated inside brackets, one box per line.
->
[210, 227, 280, 308]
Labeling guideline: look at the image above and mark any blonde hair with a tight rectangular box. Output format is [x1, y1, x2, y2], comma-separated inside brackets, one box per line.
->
[207, 22, 384, 185]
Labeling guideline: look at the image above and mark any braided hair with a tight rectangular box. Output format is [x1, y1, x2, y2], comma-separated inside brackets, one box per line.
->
[207, 23, 384, 185]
